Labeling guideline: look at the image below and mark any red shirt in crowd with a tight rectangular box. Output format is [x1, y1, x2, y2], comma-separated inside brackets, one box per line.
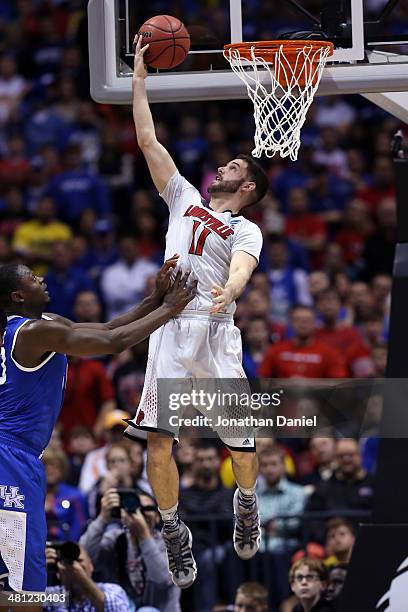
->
[285, 214, 327, 244]
[315, 326, 375, 377]
[59, 358, 115, 435]
[258, 338, 347, 378]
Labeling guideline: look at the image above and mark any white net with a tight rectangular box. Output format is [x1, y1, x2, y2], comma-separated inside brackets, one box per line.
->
[223, 42, 332, 161]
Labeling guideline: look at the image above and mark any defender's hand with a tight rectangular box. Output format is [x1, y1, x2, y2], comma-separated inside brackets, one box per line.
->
[133, 34, 149, 80]
[163, 270, 197, 315]
[210, 285, 233, 314]
[154, 254, 180, 299]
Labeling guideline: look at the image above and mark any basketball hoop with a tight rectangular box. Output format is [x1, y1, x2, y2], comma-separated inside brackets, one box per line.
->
[223, 40, 334, 161]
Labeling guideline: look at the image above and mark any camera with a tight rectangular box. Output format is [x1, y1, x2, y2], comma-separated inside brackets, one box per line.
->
[110, 488, 141, 519]
[46, 540, 81, 586]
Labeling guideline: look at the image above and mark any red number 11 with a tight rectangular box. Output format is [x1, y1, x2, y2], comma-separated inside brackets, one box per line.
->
[189, 221, 211, 256]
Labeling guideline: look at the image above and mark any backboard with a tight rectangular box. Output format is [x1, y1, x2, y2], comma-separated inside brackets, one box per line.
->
[88, 0, 408, 120]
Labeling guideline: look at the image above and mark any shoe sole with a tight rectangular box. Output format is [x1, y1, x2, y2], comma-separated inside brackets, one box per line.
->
[167, 524, 197, 589]
[233, 489, 261, 560]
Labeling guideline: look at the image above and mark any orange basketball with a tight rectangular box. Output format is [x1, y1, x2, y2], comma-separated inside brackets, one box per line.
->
[138, 15, 191, 70]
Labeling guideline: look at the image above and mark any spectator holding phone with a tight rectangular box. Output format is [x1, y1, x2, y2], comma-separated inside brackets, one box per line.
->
[80, 487, 180, 611]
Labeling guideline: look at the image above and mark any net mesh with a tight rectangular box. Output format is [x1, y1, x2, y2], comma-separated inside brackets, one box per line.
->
[223, 42, 333, 161]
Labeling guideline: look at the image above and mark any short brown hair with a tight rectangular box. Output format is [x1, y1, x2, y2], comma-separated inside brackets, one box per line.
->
[326, 517, 356, 537]
[237, 154, 269, 204]
[289, 558, 328, 583]
[236, 582, 268, 606]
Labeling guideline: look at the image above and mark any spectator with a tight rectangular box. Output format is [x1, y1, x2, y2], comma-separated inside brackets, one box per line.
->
[357, 155, 395, 214]
[259, 306, 347, 378]
[324, 518, 356, 566]
[302, 437, 337, 491]
[0, 134, 29, 190]
[112, 341, 149, 414]
[305, 439, 374, 543]
[289, 558, 332, 612]
[372, 343, 387, 376]
[266, 236, 312, 324]
[43, 447, 87, 542]
[59, 353, 115, 439]
[179, 442, 234, 612]
[79, 410, 131, 494]
[80, 488, 180, 611]
[89, 441, 150, 518]
[174, 438, 196, 490]
[349, 281, 376, 324]
[335, 198, 373, 272]
[44, 240, 95, 318]
[48, 143, 111, 225]
[242, 317, 270, 378]
[285, 187, 327, 263]
[255, 448, 307, 609]
[325, 564, 348, 603]
[66, 425, 97, 487]
[308, 271, 330, 305]
[0, 187, 27, 239]
[362, 197, 396, 280]
[312, 127, 347, 177]
[79, 219, 118, 282]
[0, 54, 27, 125]
[12, 196, 72, 275]
[44, 544, 129, 611]
[101, 235, 158, 320]
[315, 289, 375, 377]
[258, 448, 306, 553]
[234, 582, 268, 612]
[370, 273, 391, 316]
[73, 289, 103, 324]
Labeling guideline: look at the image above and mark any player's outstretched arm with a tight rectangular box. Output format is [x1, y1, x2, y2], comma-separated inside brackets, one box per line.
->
[16, 272, 196, 361]
[132, 35, 177, 193]
[45, 255, 180, 331]
[210, 251, 258, 314]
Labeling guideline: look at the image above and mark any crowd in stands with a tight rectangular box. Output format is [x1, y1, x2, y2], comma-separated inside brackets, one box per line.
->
[0, 0, 407, 610]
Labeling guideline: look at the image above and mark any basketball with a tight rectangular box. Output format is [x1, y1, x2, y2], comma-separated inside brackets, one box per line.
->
[138, 15, 190, 70]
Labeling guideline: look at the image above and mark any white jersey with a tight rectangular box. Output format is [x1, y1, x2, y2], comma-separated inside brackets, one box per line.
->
[161, 171, 263, 315]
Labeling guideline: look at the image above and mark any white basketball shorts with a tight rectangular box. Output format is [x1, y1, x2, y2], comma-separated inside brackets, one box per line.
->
[124, 312, 255, 451]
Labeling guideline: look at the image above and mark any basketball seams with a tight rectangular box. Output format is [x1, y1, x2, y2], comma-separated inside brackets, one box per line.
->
[141, 36, 190, 45]
[139, 14, 190, 69]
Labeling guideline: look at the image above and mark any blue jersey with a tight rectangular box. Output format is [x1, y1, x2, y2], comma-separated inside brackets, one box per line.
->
[0, 315, 67, 456]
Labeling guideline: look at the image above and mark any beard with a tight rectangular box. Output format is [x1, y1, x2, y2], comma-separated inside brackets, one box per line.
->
[208, 178, 245, 194]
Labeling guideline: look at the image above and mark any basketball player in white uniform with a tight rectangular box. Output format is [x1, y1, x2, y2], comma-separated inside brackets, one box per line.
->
[125, 36, 269, 589]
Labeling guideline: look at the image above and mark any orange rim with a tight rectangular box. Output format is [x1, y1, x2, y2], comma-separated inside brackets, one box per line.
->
[224, 40, 334, 63]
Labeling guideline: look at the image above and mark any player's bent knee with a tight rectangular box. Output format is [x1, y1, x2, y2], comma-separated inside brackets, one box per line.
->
[147, 432, 174, 463]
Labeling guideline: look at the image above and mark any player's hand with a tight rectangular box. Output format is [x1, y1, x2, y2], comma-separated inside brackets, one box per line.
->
[100, 488, 120, 523]
[153, 254, 180, 299]
[133, 34, 149, 80]
[121, 508, 151, 542]
[163, 269, 197, 315]
[210, 285, 233, 314]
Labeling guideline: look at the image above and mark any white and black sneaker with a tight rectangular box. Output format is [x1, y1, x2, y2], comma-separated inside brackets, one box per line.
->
[162, 520, 197, 589]
[233, 489, 261, 560]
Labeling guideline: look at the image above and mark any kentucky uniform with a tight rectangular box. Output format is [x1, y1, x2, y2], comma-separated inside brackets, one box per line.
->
[125, 172, 263, 450]
[0, 315, 67, 591]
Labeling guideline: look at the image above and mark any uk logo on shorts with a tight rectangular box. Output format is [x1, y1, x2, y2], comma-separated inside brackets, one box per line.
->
[0, 486, 25, 509]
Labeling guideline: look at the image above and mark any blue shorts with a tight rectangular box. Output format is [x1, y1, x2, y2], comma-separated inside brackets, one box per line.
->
[0, 438, 46, 592]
